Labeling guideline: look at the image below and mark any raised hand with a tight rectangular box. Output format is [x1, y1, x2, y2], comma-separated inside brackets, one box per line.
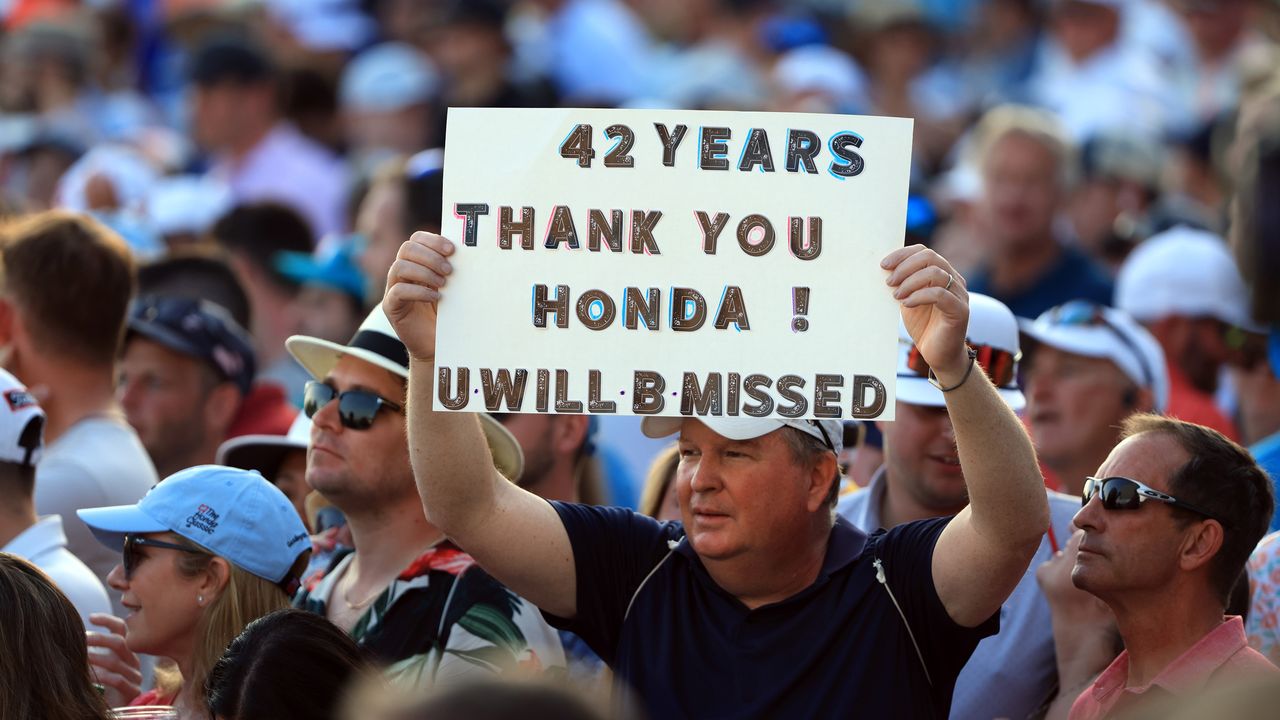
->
[383, 231, 456, 362]
[882, 245, 970, 380]
[86, 613, 142, 708]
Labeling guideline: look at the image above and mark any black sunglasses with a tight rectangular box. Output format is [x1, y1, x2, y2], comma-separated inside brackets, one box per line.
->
[303, 381, 403, 430]
[1082, 476, 1227, 525]
[123, 534, 207, 579]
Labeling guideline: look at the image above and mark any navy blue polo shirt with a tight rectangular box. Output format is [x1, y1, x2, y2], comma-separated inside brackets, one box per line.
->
[545, 503, 998, 719]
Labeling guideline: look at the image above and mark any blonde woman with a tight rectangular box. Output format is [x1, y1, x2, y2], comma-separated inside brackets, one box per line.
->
[78, 465, 310, 718]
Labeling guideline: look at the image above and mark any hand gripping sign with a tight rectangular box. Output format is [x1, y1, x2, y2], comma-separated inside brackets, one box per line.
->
[434, 108, 912, 421]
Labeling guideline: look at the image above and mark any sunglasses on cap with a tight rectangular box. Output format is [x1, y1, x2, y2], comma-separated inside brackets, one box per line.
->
[123, 534, 207, 580]
[303, 381, 403, 430]
[906, 344, 1018, 388]
[1041, 301, 1154, 387]
[1082, 476, 1228, 525]
[810, 420, 836, 453]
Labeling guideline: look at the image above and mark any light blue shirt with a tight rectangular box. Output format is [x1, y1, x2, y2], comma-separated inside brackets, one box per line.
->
[837, 468, 1081, 720]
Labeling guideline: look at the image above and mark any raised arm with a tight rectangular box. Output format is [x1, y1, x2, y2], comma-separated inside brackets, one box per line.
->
[384, 232, 578, 618]
[883, 245, 1049, 627]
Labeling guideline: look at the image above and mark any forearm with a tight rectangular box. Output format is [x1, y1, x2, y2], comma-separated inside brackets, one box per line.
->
[940, 362, 1049, 547]
[407, 357, 500, 535]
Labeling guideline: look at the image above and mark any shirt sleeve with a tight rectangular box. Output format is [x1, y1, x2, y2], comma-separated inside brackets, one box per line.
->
[867, 516, 1000, 687]
[541, 501, 682, 665]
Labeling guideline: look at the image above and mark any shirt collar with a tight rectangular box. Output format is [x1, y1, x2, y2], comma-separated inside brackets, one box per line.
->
[671, 516, 869, 590]
[1149, 617, 1250, 694]
[1, 516, 68, 561]
[1092, 617, 1251, 702]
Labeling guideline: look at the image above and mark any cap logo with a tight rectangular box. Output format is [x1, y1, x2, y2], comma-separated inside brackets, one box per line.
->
[287, 532, 308, 547]
[212, 345, 243, 377]
[186, 503, 220, 535]
[5, 389, 36, 411]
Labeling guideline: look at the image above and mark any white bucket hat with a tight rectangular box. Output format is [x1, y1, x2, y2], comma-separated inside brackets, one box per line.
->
[286, 308, 524, 481]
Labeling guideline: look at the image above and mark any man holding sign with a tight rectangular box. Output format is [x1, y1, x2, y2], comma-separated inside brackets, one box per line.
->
[386, 233, 1050, 717]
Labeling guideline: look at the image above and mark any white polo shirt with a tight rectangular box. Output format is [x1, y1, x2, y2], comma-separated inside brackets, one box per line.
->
[4, 515, 112, 629]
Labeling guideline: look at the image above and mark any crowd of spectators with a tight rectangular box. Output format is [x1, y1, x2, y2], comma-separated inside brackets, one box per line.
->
[0, 0, 1278, 719]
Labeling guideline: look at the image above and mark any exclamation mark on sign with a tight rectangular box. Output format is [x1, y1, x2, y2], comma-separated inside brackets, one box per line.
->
[792, 287, 810, 332]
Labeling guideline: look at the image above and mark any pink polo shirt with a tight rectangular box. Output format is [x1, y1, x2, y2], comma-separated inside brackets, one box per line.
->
[1069, 616, 1279, 720]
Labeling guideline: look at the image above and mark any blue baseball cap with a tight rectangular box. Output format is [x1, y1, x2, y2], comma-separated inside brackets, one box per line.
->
[127, 295, 257, 396]
[77, 465, 310, 586]
[274, 239, 366, 302]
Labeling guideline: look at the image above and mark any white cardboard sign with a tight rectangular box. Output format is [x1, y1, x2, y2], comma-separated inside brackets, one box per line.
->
[434, 108, 912, 421]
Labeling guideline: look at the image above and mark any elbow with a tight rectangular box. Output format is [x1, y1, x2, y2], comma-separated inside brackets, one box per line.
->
[1014, 493, 1051, 553]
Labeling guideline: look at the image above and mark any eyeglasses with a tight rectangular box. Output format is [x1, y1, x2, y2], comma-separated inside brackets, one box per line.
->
[905, 343, 1018, 388]
[303, 381, 403, 430]
[1082, 476, 1227, 525]
[123, 534, 207, 579]
[1041, 301, 1154, 387]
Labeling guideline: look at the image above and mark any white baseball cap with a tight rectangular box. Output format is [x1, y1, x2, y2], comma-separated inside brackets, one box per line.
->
[641, 416, 844, 456]
[0, 368, 44, 467]
[339, 43, 439, 113]
[1116, 226, 1257, 330]
[896, 293, 1026, 410]
[287, 308, 525, 482]
[216, 412, 311, 479]
[146, 175, 233, 238]
[77, 465, 310, 586]
[1020, 301, 1169, 411]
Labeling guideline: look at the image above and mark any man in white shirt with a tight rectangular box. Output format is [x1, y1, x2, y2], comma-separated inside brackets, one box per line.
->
[0, 367, 109, 628]
[1028, 0, 1178, 139]
[0, 212, 159, 615]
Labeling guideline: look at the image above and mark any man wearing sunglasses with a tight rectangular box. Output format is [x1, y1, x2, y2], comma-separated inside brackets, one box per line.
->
[1021, 300, 1169, 496]
[388, 234, 1052, 719]
[837, 292, 1083, 720]
[286, 308, 566, 683]
[1068, 414, 1277, 719]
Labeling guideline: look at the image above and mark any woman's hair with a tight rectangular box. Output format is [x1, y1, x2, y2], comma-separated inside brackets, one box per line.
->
[206, 608, 371, 720]
[0, 553, 111, 720]
[638, 444, 680, 519]
[153, 539, 311, 701]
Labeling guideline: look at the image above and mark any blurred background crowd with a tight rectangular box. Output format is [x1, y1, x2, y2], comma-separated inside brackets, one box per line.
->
[1, 0, 1280, 718]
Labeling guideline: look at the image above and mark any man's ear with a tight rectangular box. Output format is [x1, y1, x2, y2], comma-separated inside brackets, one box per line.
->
[205, 382, 244, 438]
[1178, 519, 1224, 574]
[552, 415, 591, 457]
[806, 453, 839, 514]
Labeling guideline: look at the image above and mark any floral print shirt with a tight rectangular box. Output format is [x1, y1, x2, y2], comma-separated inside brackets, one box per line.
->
[295, 541, 565, 687]
[1247, 531, 1280, 665]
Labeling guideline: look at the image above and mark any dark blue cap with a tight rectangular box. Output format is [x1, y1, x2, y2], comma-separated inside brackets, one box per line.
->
[127, 296, 257, 395]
